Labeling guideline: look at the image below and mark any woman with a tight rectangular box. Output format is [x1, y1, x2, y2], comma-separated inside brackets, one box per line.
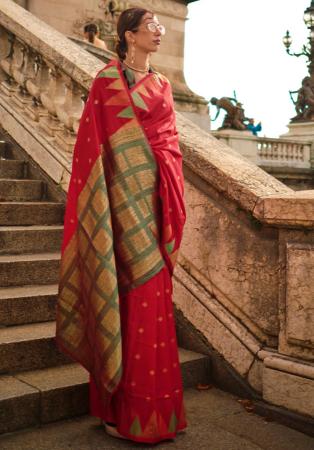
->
[83, 23, 108, 50]
[56, 7, 186, 444]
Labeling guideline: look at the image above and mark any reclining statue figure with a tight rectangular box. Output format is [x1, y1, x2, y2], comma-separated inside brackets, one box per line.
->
[210, 97, 249, 131]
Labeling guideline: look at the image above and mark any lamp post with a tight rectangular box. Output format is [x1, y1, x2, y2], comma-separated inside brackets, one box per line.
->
[283, 0, 314, 78]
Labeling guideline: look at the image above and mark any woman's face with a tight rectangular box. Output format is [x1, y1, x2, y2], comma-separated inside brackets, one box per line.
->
[127, 13, 164, 54]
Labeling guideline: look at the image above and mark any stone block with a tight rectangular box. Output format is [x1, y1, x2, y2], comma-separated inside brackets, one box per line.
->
[0, 284, 58, 326]
[0, 159, 24, 179]
[247, 359, 263, 393]
[0, 179, 43, 201]
[0, 252, 60, 287]
[263, 367, 314, 417]
[0, 225, 63, 255]
[173, 272, 256, 379]
[0, 375, 39, 434]
[16, 364, 89, 423]
[254, 192, 314, 228]
[181, 179, 279, 339]
[0, 321, 70, 373]
[286, 243, 314, 349]
[179, 348, 211, 389]
[0, 202, 64, 226]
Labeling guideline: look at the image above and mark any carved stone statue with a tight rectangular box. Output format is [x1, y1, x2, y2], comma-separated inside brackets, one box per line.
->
[290, 76, 314, 122]
[210, 97, 249, 131]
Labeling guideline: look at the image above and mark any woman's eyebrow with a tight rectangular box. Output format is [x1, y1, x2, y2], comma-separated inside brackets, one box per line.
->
[143, 15, 156, 22]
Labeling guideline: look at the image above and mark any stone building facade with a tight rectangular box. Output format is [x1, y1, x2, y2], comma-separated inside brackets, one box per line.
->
[13, 0, 209, 128]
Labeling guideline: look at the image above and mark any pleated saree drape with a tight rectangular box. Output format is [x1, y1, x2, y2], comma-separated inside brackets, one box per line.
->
[56, 59, 186, 443]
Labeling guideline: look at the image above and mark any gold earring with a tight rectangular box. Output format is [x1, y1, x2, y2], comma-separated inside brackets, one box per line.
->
[131, 42, 135, 64]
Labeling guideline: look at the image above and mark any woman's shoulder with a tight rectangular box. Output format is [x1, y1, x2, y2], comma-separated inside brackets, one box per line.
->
[94, 59, 121, 79]
[94, 39, 108, 51]
[151, 69, 170, 85]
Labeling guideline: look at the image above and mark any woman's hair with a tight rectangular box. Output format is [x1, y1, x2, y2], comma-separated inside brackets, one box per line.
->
[84, 23, 98, 44]
[116, 8, 152, 60]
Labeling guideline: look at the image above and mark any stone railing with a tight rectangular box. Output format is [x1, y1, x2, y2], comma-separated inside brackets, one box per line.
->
[1, 0, 314, 423]
[257, 137, 312, 168]
[212, 130, 314, 169]
[0, 0, 106, 189]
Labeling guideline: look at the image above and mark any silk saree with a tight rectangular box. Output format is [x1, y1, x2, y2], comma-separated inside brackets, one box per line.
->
[56, 59, 186, 443]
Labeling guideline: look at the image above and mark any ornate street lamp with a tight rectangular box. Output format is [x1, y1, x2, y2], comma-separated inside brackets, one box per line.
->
[283, 0, 314, 76]
[283, 1, 314, 122]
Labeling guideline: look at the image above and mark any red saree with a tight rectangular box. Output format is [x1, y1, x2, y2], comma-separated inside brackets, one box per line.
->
[56, 59, 186, 443]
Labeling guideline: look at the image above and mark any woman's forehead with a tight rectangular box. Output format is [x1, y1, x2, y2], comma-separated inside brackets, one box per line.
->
[142, 13, 159, 23]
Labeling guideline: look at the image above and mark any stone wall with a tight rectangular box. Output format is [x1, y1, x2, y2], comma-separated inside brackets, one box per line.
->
[25, 0, 187, 81]
[23, 0, 209, 125]
[1, 0, 314, 420]
[175, 117, 314, 417]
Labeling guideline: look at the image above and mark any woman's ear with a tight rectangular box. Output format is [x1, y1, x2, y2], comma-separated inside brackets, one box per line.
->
[125, 30, 134, 45]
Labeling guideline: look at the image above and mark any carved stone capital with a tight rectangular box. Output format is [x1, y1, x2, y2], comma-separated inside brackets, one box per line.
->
[127, 0, 187, 19]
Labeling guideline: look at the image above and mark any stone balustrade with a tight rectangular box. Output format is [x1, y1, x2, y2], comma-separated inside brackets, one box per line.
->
[1, 0, 314, 423]
[257, 137, 312, 167]
[0, 27, 101, 156]
[212, 130, 314, 169]
[0, 0, 107, 189]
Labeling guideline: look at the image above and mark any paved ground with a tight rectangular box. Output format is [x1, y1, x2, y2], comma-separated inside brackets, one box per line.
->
[1, 387, 313, 450]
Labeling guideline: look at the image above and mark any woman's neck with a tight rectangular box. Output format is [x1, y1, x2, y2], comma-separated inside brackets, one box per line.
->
[125, 49, 150, 71]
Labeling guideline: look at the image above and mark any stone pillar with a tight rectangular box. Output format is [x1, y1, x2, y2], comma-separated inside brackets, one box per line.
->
[280, 121, 314, 141]
[24, 0, 210, 129]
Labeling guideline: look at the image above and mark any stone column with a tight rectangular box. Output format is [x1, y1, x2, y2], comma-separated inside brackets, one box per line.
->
[24, 0, 210, 129]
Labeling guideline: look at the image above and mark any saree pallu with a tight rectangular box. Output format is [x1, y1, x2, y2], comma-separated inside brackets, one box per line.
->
[56, 59, 186, 443]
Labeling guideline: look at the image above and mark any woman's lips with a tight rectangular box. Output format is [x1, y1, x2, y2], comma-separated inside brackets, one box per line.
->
[153, 39, 161, 45]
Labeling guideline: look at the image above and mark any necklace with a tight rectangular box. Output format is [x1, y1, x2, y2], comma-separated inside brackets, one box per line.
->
[123, 60, 149, 74]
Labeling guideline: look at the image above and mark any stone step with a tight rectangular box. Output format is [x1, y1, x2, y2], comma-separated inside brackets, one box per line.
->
[0, 225, 63, 255]
[0, 349, 210, 435]
[0, 321, 70, 374]
[0, 202, 64, 226]
[0, 284, 58, 326]
[0, 179, 43, 202]
[0, 252, 60, 287]
[0, 160, 25, 179]
[2, 387, 314, 450]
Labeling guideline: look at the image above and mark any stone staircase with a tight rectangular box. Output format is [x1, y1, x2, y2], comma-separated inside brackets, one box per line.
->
[0, 135, 210, 436]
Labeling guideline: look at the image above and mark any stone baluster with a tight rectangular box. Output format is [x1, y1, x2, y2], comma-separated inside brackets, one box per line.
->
[55, 75, 85, 152]
[261, 142, 266, 159]
[25, 55, 50, 122]
[263, 142, 267, 159]
[273, 143, 278, 160]
[281, 143, 285, 160]
[310, 143, 314, 168]
[299, 144, 304, 161]
[0, 30, 18, 96]
[291, 144, 294, 161]
[268, 142, 273, 160]
[11, 41, 36, 110]
[262, 142, 267, 159]
[280, 143, 285, 160]
[0, 27, 10, 82]
[39, 63, 65, 137]
[279, 143, 284, 160]
[288, 143, 293, 161]
[291, 144, 296, 161]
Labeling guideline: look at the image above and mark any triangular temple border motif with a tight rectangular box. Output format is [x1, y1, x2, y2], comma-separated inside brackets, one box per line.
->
[129, 416, 142, 436]
[117, 106, 135, 119]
